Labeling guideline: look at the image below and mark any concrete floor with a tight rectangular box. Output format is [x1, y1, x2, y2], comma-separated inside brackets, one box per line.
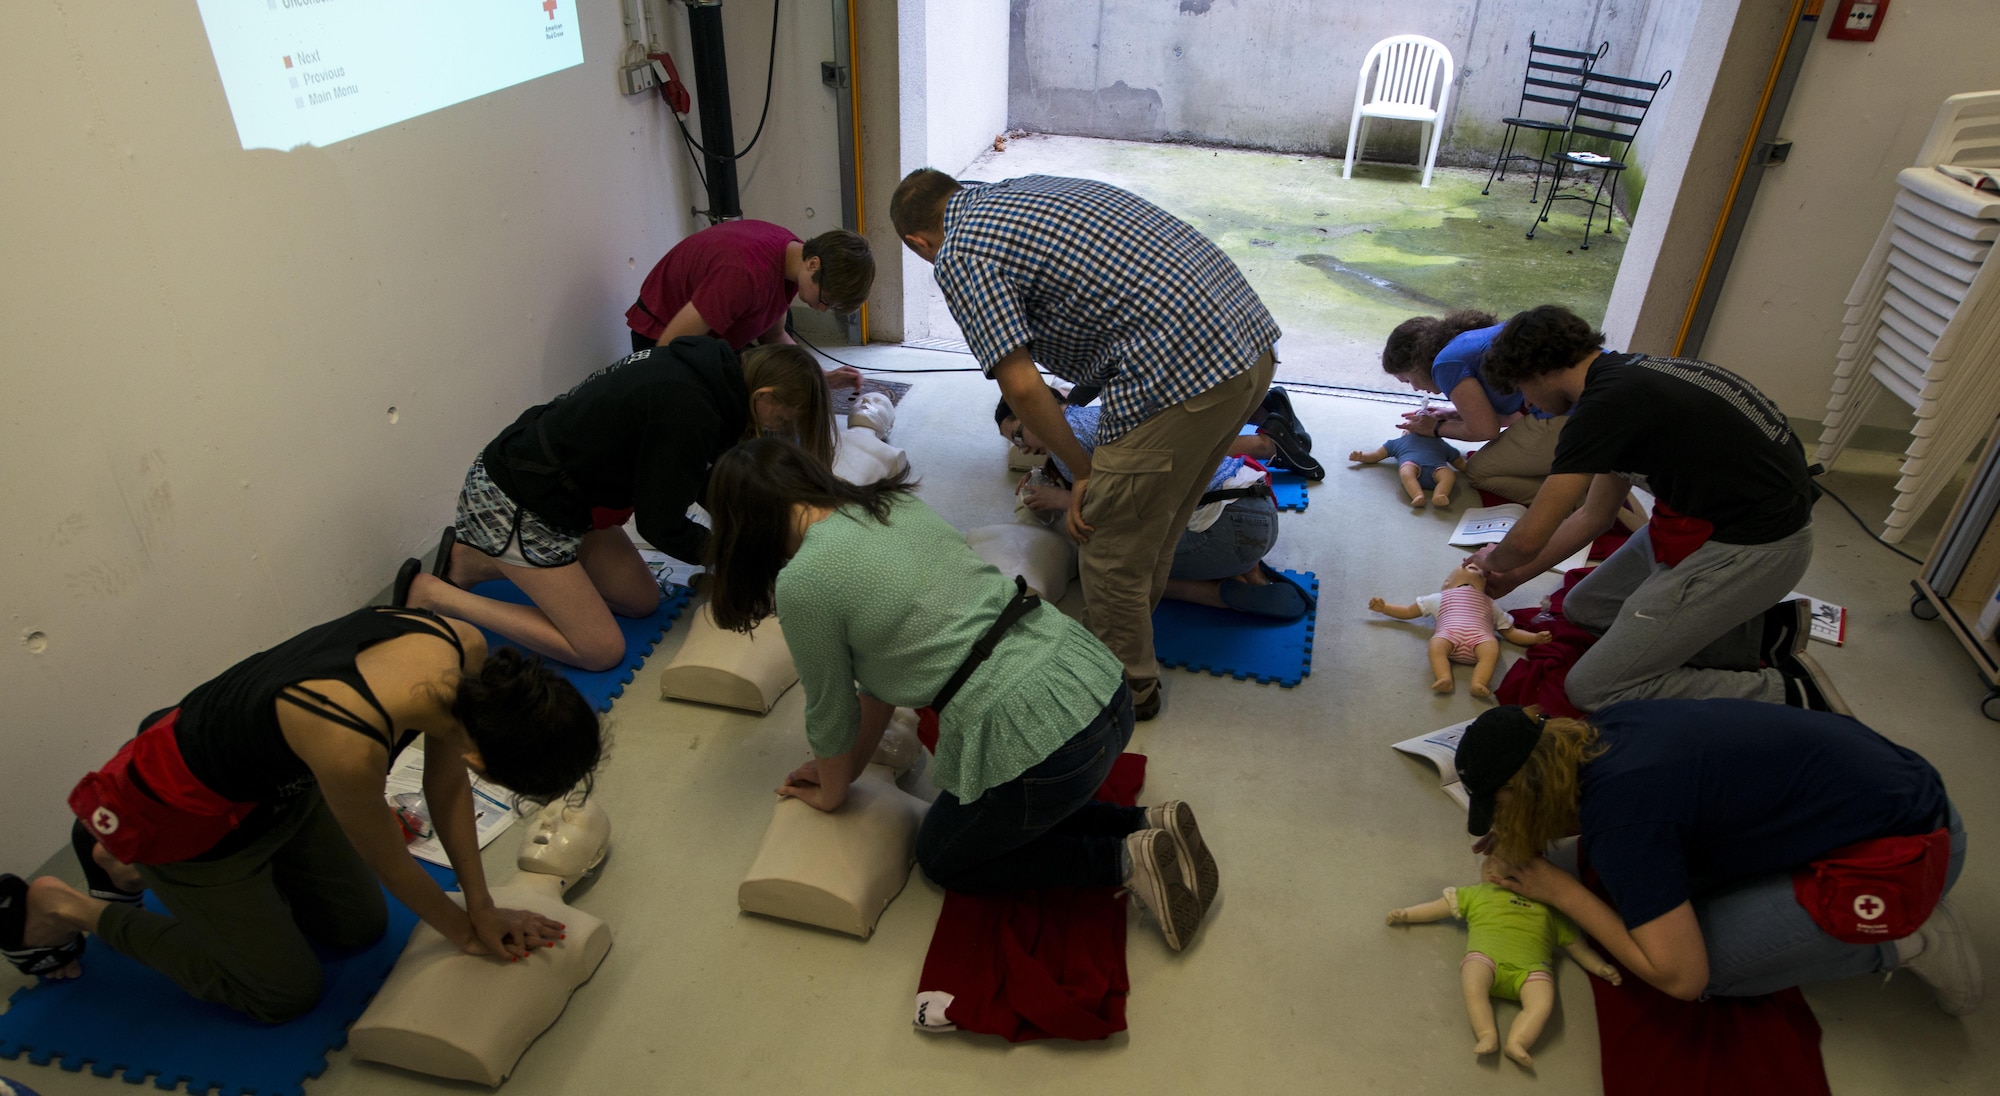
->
[906, 134, 1626, 392]
[5, 345, 1997, 1095]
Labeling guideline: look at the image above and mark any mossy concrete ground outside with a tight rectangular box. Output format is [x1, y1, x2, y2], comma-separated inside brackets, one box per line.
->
[919, 133, 1627, 391]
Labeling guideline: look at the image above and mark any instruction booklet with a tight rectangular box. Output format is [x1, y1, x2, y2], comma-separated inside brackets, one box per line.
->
[1391, 720, 1474, 810]
[383, 747, 521, 868]
[1446, 504, 1588, 574]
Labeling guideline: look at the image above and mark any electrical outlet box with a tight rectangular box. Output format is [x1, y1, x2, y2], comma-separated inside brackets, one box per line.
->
[620, 61, 660, 96]
[1827, 0, 1888, 42]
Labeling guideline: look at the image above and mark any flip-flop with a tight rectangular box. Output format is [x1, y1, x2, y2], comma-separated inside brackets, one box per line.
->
[1, 874, 87, 978]
[1258, 561, 1317, 610]
[71, 818, 142, 905]
[391, 557, 422, 609]
[1219, 575, 1308, 621]
[430, 526, 459, 584]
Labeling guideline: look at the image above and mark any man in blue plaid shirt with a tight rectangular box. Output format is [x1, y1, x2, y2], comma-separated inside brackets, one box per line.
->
[893, 169, 1282, 720]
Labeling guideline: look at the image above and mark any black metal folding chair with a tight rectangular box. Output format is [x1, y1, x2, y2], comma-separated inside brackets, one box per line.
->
[1528, 67, 1674, 250]
[1482, 34, 1609, 201]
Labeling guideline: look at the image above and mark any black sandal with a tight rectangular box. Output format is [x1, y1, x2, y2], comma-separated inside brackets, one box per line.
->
[1, 874, 87, 978]
[1258, 562, 1318, 611]
[430, 526, 459, 585]
[72, 818, 143, 905]
[390, 557, 422, 608]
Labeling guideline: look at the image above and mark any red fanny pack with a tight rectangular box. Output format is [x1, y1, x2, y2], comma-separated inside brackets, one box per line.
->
[590, 506, 636, 531]
[68, 709, 258, 866]
[1791, 828, 1951, 944]
[1647, 501, 1715, 567]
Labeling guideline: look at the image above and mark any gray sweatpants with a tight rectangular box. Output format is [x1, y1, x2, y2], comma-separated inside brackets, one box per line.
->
[94, 788, 387, 1023]
[1562, 522, 1813, 710]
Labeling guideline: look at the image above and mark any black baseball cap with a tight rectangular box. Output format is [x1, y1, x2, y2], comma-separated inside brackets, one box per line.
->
[1456, 706, 1545, 837]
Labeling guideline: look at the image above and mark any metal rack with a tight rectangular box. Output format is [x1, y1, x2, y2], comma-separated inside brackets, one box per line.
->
[1911, 414, 2000, 719]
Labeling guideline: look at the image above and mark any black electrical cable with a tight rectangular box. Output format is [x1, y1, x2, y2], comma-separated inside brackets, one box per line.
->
[792, 329, 983, 374]
[1815, 481, 1925, 565]
[675, 118, 708, 190]
[677, 0, 782, 163]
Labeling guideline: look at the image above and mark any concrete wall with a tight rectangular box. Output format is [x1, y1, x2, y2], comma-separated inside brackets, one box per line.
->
[0, 1, 695, 860]
[1701, 1, 2000, 419]
[1008, 0, 1657, 168]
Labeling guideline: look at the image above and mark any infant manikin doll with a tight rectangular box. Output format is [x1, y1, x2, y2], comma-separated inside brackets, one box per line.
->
[1349, 434, 1465, 508]
[1367, 565, 1551, 697]
[1386, 857, 1621, 1069]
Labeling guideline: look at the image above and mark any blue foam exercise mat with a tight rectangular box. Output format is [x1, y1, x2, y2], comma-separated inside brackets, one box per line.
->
[1268, 471, 1310, 512]
[0, 861, 457, 1096]
[466, 580, 690, 713]
[1152, 569, 1317, 687]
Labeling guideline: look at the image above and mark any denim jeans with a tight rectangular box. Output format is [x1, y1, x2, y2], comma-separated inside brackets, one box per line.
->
[1698, 799, 1966, 997]
[1171, 494, 1279, 582]
[915, 685, 1141, 894]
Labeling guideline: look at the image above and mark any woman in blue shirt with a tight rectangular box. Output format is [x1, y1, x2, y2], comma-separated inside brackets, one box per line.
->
[1382, 310, 1569, 506]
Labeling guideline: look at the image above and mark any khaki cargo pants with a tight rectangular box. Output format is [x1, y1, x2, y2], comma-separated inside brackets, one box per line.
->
[1078, 350, 1277, 711]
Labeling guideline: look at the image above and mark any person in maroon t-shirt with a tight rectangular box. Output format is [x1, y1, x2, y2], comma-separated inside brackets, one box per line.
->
[626, 222, 874, 389]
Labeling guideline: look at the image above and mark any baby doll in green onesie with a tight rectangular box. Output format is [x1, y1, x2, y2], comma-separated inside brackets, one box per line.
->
[1386, 857, 1621, 1068]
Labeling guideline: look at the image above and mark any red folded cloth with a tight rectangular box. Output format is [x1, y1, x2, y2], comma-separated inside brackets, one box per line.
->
[912, 753, 1146, 1042]
[1495, 569, 1599, 717]
[1589, 971, 1829, 1096]
[1579, 852, 1830, 1096]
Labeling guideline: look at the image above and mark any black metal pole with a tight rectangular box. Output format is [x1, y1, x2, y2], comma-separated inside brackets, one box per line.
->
[687, 2, 741, 221]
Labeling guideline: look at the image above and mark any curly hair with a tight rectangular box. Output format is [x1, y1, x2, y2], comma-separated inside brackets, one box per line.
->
[450, 648, 603, 804]
[1481, 305, 1606, 394]
[1487, 715, 1606, 866]
[1380, 309, 1498, 379]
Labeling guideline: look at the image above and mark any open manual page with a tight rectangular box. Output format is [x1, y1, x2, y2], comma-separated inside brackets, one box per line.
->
[1446, 504, 1588, 574]
[1392, 720, 1474, 809]
[383, 747, 520, 868]
[1787, 591, 1846, 646]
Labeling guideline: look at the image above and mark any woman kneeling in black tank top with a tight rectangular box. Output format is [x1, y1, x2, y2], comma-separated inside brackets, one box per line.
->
[2, 607, 602, 1023]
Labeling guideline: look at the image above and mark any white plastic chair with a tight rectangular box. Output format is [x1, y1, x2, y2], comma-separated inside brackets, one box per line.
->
[1344, 35, 1455, 188]
[1914, 89, 2000, 169]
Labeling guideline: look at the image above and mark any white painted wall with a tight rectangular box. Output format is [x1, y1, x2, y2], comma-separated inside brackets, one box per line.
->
[925, 1, 1013, 184]
[1702, 1, 2000, 418]
[0, 1, 696, 861]
[715, 0, 848, 242]
[895, 0, 1012, 343]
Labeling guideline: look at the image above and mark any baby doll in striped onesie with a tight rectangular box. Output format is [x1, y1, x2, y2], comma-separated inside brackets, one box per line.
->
[1368, 565, 1551, 697]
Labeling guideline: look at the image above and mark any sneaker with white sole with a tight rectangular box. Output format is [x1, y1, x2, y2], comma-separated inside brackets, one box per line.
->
[1777, 649, 1851, 716]
[1124, 830, 1203, 951]
[1900, 896, 1983, 1015]
[1145, 801, 1219, 917]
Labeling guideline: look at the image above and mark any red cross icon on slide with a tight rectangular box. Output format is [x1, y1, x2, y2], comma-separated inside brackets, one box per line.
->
[1853, 894, 1887, 921]
[543, 0, 558, 19]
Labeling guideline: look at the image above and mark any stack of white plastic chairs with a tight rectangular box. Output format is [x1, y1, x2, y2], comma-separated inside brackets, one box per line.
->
[1816, 91, 2000, 543]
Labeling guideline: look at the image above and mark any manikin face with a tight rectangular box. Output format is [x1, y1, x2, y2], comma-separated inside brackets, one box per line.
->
[1443, 564, 1488, 593]
[517, 797, 612, 887]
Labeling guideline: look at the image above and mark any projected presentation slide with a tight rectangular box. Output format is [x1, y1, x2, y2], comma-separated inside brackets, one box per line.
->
[196, 0, 586, 151]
